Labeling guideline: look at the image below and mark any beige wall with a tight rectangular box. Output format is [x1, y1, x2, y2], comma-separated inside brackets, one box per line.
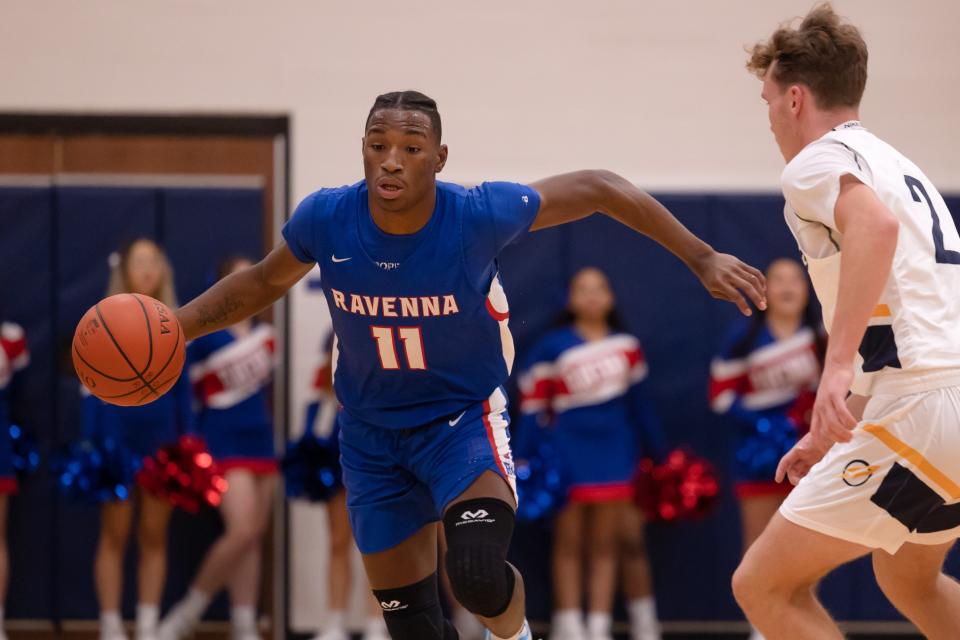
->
[2, 0, 958, 198]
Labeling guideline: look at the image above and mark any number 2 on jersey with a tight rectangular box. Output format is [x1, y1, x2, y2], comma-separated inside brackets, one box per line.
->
[905, 174, 960, 265]
[371, 326, 427, 370]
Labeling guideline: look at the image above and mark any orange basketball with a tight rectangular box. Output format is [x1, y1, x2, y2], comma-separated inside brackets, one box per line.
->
[72, 293, 186, 407]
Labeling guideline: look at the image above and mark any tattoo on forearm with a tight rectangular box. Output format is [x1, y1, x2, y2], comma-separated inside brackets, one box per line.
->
[196, 294, 245, 327]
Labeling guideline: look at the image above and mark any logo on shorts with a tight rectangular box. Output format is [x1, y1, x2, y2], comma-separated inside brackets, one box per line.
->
[380, 600, 407, 611]
[842, 459, 878, 487]
[457, 509, 495, 526]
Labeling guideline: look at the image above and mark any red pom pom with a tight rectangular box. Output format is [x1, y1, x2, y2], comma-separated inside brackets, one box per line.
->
[633, 448, 720, 523]
[787, 389, 816, 435]
[137, 435, 229, 512]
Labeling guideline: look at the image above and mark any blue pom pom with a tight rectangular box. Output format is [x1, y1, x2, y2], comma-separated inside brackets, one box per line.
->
[515, 440, 567, 522]
[52, 438, 141, 504]
[281, 431, 343, 502]
[737, 415, 800, 482]
[9, 424, 40, 476]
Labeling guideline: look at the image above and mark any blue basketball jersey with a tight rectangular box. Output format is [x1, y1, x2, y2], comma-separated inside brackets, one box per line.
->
[283, 180, 540, 429]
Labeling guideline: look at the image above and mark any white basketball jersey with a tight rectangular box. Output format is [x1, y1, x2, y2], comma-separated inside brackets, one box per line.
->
[781, 121, 960, 395]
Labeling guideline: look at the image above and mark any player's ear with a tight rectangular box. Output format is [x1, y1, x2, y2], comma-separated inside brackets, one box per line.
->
[788, 85, 803, 115]
[435, 144, 448, 174]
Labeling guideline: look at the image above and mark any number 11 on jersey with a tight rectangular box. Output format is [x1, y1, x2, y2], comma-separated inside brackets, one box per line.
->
[371, 326, 427, 370]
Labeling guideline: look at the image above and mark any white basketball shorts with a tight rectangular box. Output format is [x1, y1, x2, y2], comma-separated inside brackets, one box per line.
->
[781, 370, 960, 554]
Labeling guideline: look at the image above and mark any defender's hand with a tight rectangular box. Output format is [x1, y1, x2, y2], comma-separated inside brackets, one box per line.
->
[776, 432, 833, 486]
[811, 362, 858, 444]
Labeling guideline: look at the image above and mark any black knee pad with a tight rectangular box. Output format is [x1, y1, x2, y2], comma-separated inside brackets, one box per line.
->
[443, 497, 517, 617]
[373, 573, 459, 640]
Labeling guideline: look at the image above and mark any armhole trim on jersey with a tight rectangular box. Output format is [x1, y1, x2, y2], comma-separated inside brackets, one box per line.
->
[839, 142, 864, 172]
[792, 208, 841, 252]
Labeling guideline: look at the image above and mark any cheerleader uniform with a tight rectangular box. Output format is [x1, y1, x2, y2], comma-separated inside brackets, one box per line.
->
[188, 324, 277, 474]
[517, 327, 665, 502]
[0, 322, 29, 494]
[301, 332, 341, 459]
[81, 372, 193, 463]
[708, 322, 821, 498]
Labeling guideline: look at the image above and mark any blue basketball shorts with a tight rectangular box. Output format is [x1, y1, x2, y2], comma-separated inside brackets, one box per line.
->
[338, 387, 517, 554]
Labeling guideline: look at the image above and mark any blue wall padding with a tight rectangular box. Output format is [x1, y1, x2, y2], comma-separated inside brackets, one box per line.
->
[3, 185, 959, 625]
[1, 185, 262, 621]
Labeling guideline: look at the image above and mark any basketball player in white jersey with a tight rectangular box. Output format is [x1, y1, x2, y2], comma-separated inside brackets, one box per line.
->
[732, 4, 960, 639]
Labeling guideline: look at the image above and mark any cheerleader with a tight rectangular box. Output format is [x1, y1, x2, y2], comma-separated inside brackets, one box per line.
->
[708, 258, 822, 640]
[306, 335, 388, 640]
[158, 257, 278, 640]
[0, 318, 28, 640]
[517, 267, 664, 640]
[84, 239, 193, 640]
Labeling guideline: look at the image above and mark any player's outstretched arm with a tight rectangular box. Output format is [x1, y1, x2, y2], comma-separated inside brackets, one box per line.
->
[529, 170, 766, 316]
[176, 242, 313, 341]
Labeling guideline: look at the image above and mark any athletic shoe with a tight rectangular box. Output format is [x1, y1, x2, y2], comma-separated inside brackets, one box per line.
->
[156, 606, 200, 640]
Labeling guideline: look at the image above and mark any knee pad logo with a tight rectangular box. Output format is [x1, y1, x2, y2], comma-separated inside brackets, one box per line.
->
[380, 600, 408, 611]
[458, 509, 495, 525]
[842, 459, 877, 487]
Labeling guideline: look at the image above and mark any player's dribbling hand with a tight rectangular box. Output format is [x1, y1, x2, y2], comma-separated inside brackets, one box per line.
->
[810, 362, 858, 444]
[693, 252, 767, 316]
[775, 432, 832, 486]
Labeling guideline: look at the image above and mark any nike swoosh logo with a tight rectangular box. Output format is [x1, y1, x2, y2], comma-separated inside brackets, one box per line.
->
[448, 411, 466, 427]
[331, 255, 352, 263]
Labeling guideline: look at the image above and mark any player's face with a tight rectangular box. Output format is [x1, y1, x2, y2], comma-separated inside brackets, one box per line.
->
[761, 66, 802, 162]
[363, 109, 448, 213]
[568, 268, 615, 324]
[125, 240, 164, 297]
[765, 258, 808, 319]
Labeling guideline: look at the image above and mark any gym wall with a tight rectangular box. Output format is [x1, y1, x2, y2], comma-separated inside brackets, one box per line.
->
[0, 1, 957, 193]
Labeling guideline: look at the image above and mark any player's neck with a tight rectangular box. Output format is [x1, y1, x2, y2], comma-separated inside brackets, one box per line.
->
[802, 108, 861, 148]
[369, 188, 437, 236]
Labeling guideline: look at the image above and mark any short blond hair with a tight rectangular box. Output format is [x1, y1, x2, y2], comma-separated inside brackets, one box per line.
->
[747, 3, 868, 109]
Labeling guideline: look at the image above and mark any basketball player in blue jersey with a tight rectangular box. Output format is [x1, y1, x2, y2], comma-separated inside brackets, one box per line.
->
[172, 91, 767, 640]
